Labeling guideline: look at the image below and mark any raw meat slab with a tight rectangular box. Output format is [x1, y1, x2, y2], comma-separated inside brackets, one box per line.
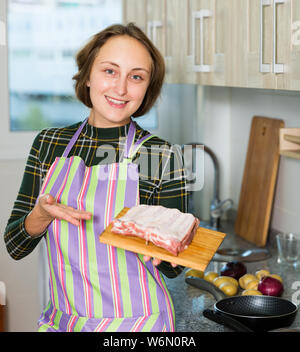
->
[99, 208, 226, 272]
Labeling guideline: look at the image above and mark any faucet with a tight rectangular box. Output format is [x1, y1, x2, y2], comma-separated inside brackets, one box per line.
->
[182, 143, 233, 230]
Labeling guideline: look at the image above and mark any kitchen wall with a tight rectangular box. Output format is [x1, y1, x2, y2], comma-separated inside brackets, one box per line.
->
[197, 85, 300, 234]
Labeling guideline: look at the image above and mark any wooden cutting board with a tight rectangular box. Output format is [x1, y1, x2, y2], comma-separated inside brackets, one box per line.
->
[235, 116, 284, 247]
[100, 208, 226, 272]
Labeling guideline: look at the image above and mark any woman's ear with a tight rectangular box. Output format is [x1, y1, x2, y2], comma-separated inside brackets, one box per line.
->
[86, 80, 90, 87]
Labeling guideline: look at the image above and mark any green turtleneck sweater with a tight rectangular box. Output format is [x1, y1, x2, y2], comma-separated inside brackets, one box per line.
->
[4, 119, 189, 277]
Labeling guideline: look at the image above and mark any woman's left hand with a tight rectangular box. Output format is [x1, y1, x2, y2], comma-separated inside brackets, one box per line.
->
[143, 255, 177, 267]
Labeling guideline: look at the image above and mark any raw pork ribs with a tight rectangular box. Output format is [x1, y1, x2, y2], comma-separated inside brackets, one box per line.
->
[111, 205, 200, 256]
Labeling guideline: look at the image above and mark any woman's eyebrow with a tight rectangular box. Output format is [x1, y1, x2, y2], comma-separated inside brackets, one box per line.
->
[100, 61, 150, 73]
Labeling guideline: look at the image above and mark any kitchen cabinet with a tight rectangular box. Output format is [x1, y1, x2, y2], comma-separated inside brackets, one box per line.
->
[122, 0, 148, 32]
[229, 0, 300, 90]
[181, 0, 230, 86]
[123, 0, 300, 91]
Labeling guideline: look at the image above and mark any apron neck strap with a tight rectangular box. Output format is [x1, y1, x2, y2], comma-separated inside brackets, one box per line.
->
[124, 121, 155, 161]
[62, 118, 154, 159]
[124, 121, 136, 159]
[63, 118, 88, 157]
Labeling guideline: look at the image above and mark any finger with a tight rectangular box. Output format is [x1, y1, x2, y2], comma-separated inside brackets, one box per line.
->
[152, 258, 162, 266]
[143, 255, 151, 262]
[171, 263, 178, 267]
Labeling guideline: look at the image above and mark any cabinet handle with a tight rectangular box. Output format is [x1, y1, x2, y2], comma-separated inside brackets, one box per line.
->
[147, 20, 163, 48]
[260, 0, 272, 73]
[191, 10, 212, 73]
[273, 0, 285, 73]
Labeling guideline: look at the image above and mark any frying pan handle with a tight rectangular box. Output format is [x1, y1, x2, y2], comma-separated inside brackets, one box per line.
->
[203, 309, 253, 332]
[185, 277, 225, 301]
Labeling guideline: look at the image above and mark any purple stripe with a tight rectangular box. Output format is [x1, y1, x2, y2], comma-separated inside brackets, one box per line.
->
[125, 252, 144, 316]
[67, 159, 89, 316]
[124, 163, 139, 206]
[94, 165, 114, 318]
[48, 158, 72, 199]
[79, 166, 94, 317]
[47, 223, 67, 312]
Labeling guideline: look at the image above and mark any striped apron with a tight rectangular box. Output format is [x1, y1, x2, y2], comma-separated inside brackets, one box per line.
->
[37, 119, 175, 332]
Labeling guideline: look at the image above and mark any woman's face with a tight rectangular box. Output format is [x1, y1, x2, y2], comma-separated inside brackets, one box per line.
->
[87, 35, 152, 128]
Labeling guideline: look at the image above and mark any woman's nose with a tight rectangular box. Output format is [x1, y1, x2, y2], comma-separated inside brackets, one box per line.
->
[114, 76, 128, 96]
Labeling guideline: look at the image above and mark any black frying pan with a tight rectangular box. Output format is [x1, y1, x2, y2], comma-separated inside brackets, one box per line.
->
[185, 277, 298, 332]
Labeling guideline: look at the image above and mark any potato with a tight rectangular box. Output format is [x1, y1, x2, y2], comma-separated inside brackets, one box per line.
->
[239, 274, 257, 289]
[255, 269, 270, 280]
[241, 289, 263, 296]
[219, 282, 238, 296]
[213, 276, 238, 288]
[203, 271, 219, 283]
[185, 269, 204, 279]
[269, 274, 283, 283]
[245, 279, 259, 290]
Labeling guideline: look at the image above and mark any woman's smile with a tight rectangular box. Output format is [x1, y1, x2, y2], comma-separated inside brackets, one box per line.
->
[105, 95, 129, 108]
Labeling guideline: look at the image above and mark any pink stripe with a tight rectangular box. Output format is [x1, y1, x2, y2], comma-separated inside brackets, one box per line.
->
[106, 164, 122, 317]
[94, 318, 112, 332]
[40, 157, 59, 194]
[105, 164, 117, 227]
[154, 267, 175, 332]
[67, 315, 77, 332]
[45, 238, 56, 312]
[108, 245, 121, 317]
[138, 259, 151, 316]
[131, 316, 147, 332]
[78, 167, 93, 317]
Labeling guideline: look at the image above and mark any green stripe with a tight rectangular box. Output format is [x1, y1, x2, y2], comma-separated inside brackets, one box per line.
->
[73, 317, 87, 332]
[117, 249, 132, 317]
[43, 157, 65, 194]
[141, 313, 160, 332]
[85, 165, 103, 317]
[114, 162, 127, 217]
[45, 233, 59, 308]
[105, 318, 123, 332]
[58, 157, 81, 315]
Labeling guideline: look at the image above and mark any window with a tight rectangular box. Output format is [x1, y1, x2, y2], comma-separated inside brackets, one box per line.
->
[8, 0, 124, 131]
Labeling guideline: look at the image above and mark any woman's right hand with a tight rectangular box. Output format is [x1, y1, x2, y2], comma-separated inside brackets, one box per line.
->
[24, 193, 92, 237]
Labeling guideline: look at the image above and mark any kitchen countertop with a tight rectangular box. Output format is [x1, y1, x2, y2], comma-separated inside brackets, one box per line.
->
[164, 220, 300, 332]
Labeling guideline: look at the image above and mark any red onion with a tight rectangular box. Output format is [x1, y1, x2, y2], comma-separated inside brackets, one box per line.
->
[258, 276, 284, 297]
[220, 261, 247, 280]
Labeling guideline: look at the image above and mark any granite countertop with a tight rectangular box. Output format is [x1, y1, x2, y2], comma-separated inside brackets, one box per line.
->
[164, 220, 300, 332]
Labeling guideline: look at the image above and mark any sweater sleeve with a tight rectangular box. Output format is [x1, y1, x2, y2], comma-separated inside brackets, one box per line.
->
[153, 143, 189, 212]
[4, 132, 45, 260]
[154, 143, 190, 278]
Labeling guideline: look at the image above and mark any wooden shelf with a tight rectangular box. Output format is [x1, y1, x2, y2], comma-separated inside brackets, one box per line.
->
[279, 128, 300, 159]
[280, 150, 300, 160]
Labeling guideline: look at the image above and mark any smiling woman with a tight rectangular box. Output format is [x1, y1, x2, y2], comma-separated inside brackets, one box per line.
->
[4, 22, 189, 332]
[86, 34, 152, 127]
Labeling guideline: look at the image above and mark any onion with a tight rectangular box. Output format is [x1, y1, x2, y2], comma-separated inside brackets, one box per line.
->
[220, 261, 247, 280]
[258, 276, 284, 297]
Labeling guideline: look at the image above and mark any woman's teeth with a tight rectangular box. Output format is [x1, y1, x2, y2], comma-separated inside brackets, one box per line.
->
[106, 96, 127, 105]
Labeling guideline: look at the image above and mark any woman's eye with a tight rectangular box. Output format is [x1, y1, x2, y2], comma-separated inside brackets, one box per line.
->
[105, 69, 115, 75]
[132, 74, 143, 81]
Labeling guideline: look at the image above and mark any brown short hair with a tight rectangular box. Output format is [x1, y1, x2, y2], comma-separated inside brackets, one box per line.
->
[72, 23, 165, 117]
